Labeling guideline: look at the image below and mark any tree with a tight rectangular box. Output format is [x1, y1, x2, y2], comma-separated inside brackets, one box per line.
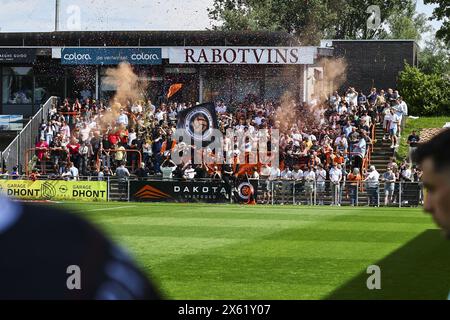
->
[398, 64, 450, 116]
[419, 38, 450, 75]
[385, 12, 432, 41]
[207, 0, 414, 44]
[424, 0, 450, 45]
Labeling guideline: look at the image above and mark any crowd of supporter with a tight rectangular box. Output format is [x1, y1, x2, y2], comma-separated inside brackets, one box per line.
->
[1, 85, 422, 201]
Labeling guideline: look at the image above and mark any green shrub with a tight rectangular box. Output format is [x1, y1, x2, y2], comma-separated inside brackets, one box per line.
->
[398, 64, 450, 116]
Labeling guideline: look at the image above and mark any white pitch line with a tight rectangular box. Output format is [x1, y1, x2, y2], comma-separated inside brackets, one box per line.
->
[87, 206, 137, 212]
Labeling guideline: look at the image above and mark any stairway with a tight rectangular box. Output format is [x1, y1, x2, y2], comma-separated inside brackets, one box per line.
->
[370, 124, 395, 174]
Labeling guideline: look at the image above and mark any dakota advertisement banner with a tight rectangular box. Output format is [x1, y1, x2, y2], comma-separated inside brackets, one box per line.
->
[168, 46, 316, 64]
[0, 180, 108, 201]
[130, 180, 231, 203]
[61, 47, 162, 65]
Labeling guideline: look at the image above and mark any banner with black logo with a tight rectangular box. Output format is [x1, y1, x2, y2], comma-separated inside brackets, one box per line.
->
[176, 103, 218, 147]
[130, 180, 231, 203]
[234, 179, 259, 203]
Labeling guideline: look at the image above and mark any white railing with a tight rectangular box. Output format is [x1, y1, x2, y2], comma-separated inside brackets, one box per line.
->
[1, 97, 57, 174]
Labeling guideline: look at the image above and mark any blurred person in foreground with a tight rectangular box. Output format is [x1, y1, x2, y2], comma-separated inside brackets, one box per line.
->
[0, 195, 161, 299]
[412, 129, 450, 238]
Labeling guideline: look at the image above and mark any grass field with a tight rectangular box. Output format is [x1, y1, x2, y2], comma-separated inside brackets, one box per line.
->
[397, 116, 450, 160]
[49, 202, 450, 300]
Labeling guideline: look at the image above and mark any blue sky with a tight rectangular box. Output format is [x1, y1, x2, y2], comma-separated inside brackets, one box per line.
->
[0, 0, 443, 36]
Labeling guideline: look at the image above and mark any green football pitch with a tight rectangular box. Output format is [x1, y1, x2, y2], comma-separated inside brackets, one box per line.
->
[50, 202, 450, 299]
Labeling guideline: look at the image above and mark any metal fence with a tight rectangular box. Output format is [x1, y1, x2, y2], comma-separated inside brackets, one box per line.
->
[259, 179, 423, 207]
[1, 97, 57, 174]
[0, 174, 424, 207]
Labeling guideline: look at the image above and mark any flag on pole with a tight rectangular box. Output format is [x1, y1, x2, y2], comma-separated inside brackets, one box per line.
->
[167, 83, 183, 99]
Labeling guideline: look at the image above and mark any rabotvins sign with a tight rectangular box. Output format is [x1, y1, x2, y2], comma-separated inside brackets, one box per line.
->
[0, 180, 107, 201]
[61, 48, 162, 65]
[130, 180, 231, 203]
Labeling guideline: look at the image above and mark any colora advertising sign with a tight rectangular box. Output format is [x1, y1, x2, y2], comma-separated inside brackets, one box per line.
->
[61, 48, 162, 65]
[168, 47, 316, 64]
[0, 180, 108, 201]
[130, 180, 231, 203]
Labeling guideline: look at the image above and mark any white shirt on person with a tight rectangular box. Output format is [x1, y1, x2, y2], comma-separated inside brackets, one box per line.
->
[155, 111, 165, 122]
[216, 105, 227, 113]
[315, 169, 327, 182]
[254, 116, 264, 126]
[161, 166, 176, 179]
[131, 104, 142, 114]
[346, 92, 358, 106]
[304, 170, 316, 182]
[69, 166, 79, 180]
[269, 167, 280, 180]
[280, 169, 292, 180]
[128, 132, 137, 147]
[329, 167, 342, 183]
[117, 114, 128, 126]
[366, 170, 380, 187]
[80, 127, 91, 142]
[399, 101, 408, 116]
[260, 166, 271, 177]
[389, 114, 400, 130]
[292, 169, 303, 180]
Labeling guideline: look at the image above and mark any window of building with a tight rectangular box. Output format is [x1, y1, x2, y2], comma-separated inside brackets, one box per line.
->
[34, 75, 64, 105]
[264, 67, 298, 101]
[2, 67, 33, 104]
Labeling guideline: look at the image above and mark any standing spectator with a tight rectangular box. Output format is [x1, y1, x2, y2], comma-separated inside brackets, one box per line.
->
[347, 168, 362, 206]
[389, 108, 400, 149]
[115, 162, 130, 201]
[35, 137, 49, 174]
[303, 165, 316, 205]
[114, 143, 126, 169]
[280, 166, 293, 205]
[382, 167, 396, 206]
[135, 162, 151, 181]
[260, 164, 271, 204]
[97, 166, 105, 181]
[78, 142, 91, 176]
[352, 135, 366, 171]
[292, 166, 304, 205]
[329, 164, 343, 206]
[268, 164, 281, 204]
[66, 137, 80, 169]
[117, 109, 129, 127]
[160, 158, 177, 180]
[364, 165, 380, 207]
[398, 96, 408, 128]
[407, 130, 420, 164]
[90, 131, 102, 169]
[68, 162, 79, 181]
[79, 123, 91, 143]
[358, 90, 367, 106]
[61, 167, 72, 181]
[315, 164, 327, 205]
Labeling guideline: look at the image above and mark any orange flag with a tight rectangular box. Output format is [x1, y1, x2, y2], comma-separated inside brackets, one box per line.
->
[167, 83, 183, 99]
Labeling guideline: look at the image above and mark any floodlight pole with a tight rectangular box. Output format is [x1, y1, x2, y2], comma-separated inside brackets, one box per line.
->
[55, 0, 60, 31]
